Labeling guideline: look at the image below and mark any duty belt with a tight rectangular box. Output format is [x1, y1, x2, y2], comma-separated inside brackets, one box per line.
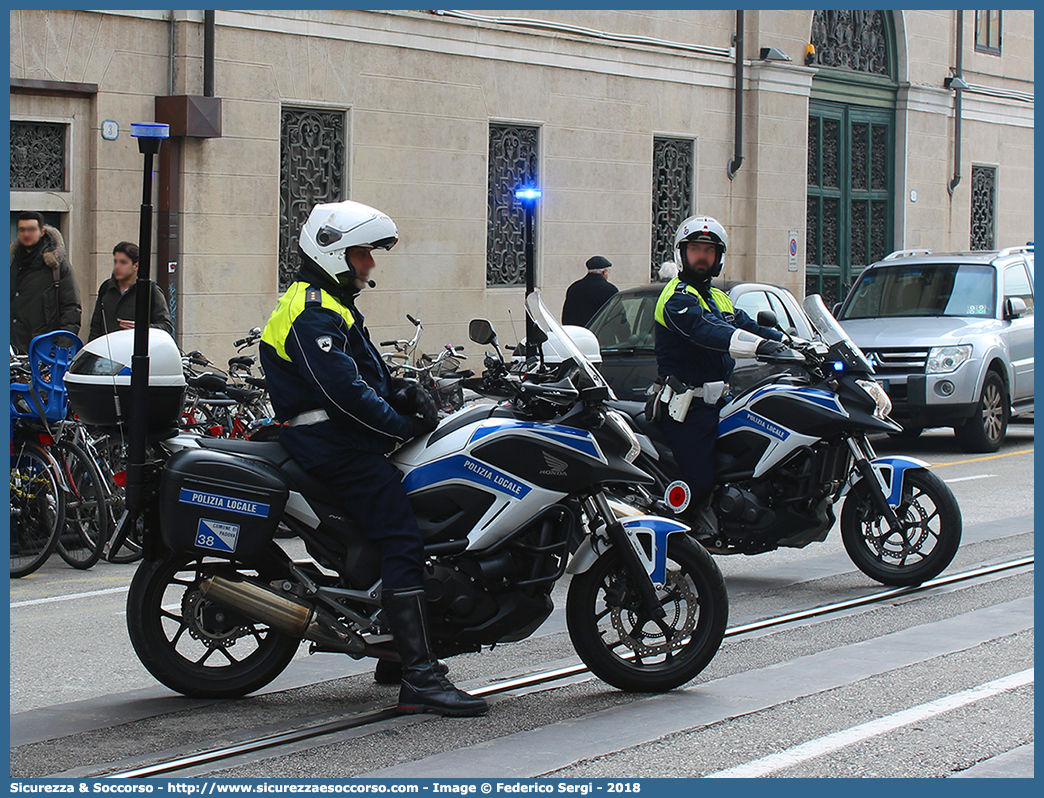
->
[663, 376, 730, 398]
[285, 408, 330, 427]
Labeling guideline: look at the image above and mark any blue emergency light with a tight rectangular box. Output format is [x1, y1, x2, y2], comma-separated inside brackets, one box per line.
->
[515, 187, 542, 201]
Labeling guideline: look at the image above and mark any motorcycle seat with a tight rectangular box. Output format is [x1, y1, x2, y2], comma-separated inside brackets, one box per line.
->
[196, 438, 331, 502]
[606, 399, 669, 446]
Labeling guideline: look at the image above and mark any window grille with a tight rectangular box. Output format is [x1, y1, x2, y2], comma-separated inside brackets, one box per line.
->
[651, 137, 694, 280]
[486, 124, 539, 287]
[970, 166, 996, 251]
[10, 121, 66, 191]
[278, 107, 347, 291]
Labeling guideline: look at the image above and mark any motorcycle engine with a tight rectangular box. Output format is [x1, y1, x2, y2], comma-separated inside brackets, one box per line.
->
[423, 561, 497, 626]
[717, 485, 775, 528]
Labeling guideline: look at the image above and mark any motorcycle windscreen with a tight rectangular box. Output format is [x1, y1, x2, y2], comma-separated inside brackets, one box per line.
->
[525, 291, 616, 398]
[803, 293, 876, 373]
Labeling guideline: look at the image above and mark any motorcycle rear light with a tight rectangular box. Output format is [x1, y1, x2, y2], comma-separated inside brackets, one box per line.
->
[37, 434, 54, 446]
[112, 470, 127, 487]
[208, 425, 224, 436]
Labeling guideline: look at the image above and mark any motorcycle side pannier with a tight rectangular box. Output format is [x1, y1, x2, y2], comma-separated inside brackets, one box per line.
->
[159, 448, 289, 560]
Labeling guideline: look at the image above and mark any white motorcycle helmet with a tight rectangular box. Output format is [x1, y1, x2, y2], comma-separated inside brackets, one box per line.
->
[299, 200, 399, 286]
[673, 214, 728, 277]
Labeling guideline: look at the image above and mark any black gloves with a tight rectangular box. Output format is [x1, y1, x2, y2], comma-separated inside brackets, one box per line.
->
[410, 384, 439, 429]
[394, 381, 439, 438]
[755, 339, 791, 357]
[406, 415, 437, 439]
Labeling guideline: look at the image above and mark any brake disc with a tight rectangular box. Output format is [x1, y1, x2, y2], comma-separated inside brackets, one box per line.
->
[610, 570, 697, 657]
[181, 586, 250, 648]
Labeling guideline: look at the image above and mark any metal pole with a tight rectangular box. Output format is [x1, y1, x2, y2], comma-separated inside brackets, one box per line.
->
[524, 202, 538, 355]
[514, 187, 541, 357]
[120, 123, 169, 544]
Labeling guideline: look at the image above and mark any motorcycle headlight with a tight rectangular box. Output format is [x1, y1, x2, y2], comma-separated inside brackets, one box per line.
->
[856, 379, 892, 419]
[926, 345, 972, 374]
[604, 410, 641, 464]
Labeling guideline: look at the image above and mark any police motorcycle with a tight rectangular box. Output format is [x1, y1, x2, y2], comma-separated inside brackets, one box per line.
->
[69, 294, 727, 698]
[598, 294, 962, 588]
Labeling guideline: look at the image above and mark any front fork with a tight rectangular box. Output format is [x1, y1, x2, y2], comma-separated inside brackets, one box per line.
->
[584, 492, 667, 621]
[846, 435, 904, 534]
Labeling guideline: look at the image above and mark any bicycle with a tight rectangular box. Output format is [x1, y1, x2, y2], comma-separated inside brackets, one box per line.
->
[10, 427, 65, 577]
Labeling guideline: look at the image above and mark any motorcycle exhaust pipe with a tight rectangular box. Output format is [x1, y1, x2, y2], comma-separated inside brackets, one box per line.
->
[199, 574, 365, 655]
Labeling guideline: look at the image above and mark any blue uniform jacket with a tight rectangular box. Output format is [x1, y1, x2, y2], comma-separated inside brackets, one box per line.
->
[654, 279, 782, 388]
[259, 282, 412, 468]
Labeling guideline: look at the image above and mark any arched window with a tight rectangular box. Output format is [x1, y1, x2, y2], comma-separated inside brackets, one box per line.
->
[810, 10, 891, 78]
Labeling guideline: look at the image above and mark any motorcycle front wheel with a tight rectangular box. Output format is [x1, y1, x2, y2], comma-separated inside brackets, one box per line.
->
[566, 535, 727, 692]
[127, 553, 300, 698]
[841, 468, 962, 587]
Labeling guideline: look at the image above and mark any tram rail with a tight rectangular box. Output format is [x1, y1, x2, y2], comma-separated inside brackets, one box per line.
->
[90, 555, 1032, 778]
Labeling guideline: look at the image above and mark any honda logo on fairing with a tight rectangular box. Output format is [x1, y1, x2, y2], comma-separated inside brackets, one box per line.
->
[540, 452, 569, 476]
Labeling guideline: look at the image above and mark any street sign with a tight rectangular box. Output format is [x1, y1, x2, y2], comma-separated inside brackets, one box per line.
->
[788, 230, 799, 272]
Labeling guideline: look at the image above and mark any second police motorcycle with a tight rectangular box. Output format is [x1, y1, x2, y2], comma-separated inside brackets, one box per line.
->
[67, 294, 728, 698]
[591, 294, 962, 587]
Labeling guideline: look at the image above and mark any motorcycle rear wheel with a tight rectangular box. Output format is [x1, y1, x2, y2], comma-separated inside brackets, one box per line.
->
[127, 553, 300, 698]
[566, 535, 727, 692]
[841, 468, 961, 587]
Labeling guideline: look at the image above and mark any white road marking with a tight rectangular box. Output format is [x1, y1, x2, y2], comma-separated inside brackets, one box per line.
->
[10, 585, 130, 608]
[944, 474, 997, 484]
[704, 668, 1034, 778]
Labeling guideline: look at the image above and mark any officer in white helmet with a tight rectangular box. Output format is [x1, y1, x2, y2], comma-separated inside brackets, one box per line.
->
[649, 214, 792, 521]
[259, 200, 487, 716]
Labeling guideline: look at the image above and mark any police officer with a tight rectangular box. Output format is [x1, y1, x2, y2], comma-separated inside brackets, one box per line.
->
[259, 200, 487, 717]
[652, 215, 792, 520]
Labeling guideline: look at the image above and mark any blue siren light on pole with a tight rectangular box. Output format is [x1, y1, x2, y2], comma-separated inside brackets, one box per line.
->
[131, 122, 170, 139]
[515, 187, 542, 201]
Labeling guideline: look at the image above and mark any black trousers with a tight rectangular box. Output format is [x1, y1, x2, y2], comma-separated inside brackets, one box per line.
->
[303, 449, 425, 590]
[661, 404, 720, 507]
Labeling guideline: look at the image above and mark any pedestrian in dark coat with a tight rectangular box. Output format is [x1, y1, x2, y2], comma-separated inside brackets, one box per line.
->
[10, 212, 81, 353]
[561, 255, 618, 328]
[88, 241, 173, 340]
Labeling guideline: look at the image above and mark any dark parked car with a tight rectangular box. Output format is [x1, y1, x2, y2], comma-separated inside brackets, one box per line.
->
[586, 280, 816, 401]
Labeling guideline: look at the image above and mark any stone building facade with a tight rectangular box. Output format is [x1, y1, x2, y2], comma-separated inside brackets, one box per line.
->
[9, 9, 1034, 360]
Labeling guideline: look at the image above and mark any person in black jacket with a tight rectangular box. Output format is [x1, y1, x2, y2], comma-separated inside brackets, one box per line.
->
[561, 255, 618, 327]
[88, 241, 173, 340]
[10, 211, 81, 353]
[259, 200, 487, 717]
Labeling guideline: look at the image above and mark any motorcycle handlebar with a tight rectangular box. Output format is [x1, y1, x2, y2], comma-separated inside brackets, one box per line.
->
[407, 314, 420, 327]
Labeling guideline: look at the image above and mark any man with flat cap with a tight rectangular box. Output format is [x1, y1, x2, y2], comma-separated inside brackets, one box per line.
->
[561, 255, 618, 328]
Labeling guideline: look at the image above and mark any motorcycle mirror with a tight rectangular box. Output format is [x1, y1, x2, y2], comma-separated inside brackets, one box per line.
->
[250, 326, 261, 336]
[469, 319, 497, 346]
[756, 309, 779, 330]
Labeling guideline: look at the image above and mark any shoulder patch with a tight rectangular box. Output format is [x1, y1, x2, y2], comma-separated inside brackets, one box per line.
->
[305, 288, 322, 306]
[316, 335, 333, 353]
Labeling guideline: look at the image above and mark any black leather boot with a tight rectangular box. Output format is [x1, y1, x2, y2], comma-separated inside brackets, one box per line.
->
[374, 656, 448, 685]
[382, 587, 488, 716]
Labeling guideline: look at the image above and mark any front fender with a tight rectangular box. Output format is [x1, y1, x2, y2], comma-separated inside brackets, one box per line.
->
[841, 455, 930, 508]
[566, 515, 689, 587]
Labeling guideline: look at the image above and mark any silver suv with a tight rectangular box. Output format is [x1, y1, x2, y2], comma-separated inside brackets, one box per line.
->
[836, 245, 1034, 452]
